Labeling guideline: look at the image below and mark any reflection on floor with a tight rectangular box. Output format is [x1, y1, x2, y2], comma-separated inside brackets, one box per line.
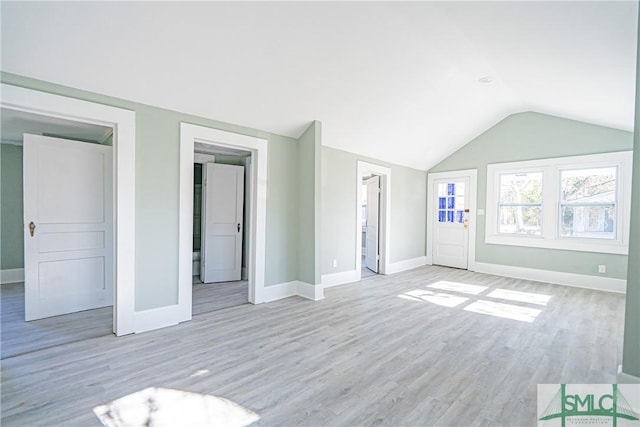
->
[1, 278, 248, 359]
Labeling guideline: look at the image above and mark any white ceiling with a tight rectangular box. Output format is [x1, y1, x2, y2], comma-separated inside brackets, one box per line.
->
[1, 1, 637, 170]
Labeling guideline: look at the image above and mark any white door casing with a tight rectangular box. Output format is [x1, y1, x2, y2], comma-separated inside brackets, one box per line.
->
[426, 169, 477, 271]
[23, 134, 113, 320]
[201, 163, 244, 283]
[1, 83, 135, 336]
[365, 175, 380, 273]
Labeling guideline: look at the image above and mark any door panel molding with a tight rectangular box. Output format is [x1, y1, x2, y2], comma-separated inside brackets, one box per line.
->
[23, 134, 113, 321]
[426, 169, 477, 270]
[201, 163, 244, 283]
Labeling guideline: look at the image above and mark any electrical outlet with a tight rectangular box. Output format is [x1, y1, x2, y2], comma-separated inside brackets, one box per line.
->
[598, 265, 606, 274]
[332, 259, 337, 268]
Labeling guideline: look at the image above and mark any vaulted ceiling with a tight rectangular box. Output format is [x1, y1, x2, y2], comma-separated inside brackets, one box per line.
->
[1, 1, 637, 170]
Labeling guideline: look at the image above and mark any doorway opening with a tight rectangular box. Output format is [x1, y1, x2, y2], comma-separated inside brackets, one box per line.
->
[356, 161, 391, 280]
[1, 84, 136, 336]
[179, 123, 269, 323]
[361, 174, 380, 278]
[191, 145, 251, 315]
[0, 109, 115, 358]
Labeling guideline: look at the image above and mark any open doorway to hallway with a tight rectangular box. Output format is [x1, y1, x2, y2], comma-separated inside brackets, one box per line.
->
[361, 174, 380, 278]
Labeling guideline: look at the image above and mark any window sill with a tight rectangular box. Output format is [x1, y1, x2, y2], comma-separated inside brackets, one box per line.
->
[485, 235, 628, 255]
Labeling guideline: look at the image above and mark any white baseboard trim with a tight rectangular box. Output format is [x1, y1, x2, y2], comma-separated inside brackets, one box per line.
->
[321, 269, 360, 289]
[473, 262, 626, 294]
[618, 365, 640, 383]
[1, 268, 24, 284]
[134, 304, 188, 334]
[296, 281, 324, 301]
[263, 280, 324, 302]
[263, 281, 298, 303]
[385, 256, 427, 275]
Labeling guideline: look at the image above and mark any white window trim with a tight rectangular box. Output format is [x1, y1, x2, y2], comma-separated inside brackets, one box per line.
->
[485, 151, 633, 255]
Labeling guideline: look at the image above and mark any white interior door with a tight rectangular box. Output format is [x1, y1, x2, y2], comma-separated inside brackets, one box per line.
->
[201, 163, 244, 283]
[433, 177, 469, 269]
[365, 175, 380, 273]
[23, 134, 113, 321]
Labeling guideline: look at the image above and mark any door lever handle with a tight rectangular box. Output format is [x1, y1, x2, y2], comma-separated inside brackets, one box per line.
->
[237, 223, 241, 232]
[29, 221, 36, 237]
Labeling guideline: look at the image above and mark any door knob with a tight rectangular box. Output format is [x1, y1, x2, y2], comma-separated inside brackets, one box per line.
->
[29, 221, 36, 237]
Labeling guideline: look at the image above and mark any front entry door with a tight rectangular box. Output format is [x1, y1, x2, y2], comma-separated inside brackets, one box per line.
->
[23, 134, 113, 321]
[433, 177, 469, 269]
[200, 163, 244, 283]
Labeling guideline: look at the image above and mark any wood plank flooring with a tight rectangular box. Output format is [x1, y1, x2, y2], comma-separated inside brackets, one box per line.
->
[0, 266, 625, 426]
[1, 279, 247, 359]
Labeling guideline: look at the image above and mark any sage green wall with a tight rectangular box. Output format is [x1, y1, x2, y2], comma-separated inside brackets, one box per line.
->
[297, 121, 321, 285]
[1, 72, 299, 311]
[621, 13, 640, 378]
[321, 146, 427, 275]
[429, 112, 634, 280]
[0, 144, 24, 270]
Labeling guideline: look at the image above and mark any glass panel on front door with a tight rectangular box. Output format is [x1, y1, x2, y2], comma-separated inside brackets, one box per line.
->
[438, 182, 465, 223]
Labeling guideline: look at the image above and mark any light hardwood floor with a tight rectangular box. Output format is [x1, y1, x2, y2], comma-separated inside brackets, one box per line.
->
[0, 265, 625, 426]
[1, 279, 248, 359]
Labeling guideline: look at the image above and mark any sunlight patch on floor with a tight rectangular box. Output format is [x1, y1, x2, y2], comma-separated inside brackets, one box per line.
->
[399, 289, 469, 307]
[464, 300, 541, 323]
[94, 387, 259, 427]
[427, 280, 488, 295]
[487, 288, 551, 306]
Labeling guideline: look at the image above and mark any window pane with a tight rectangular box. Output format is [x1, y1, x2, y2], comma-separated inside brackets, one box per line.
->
[499, 206, 542, 235]
[438, 183, 447, 197]
[560, 205, 615, 239]
[447, 211, 454, 222]
[499, 172, 543, 204]
[561, 167, 616, 203]
[438, 211, 446, 222]
[447, 197, 455, 209]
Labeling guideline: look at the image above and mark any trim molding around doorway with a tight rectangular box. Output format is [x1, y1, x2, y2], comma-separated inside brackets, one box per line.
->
[426, 169, 478, 270]
[179, 123, 268, 319]
[0, 83, 136, 336]
[356, 161, 391, 279]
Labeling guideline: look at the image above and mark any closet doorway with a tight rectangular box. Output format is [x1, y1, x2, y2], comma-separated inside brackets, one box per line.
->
[191, 146, 251, 315]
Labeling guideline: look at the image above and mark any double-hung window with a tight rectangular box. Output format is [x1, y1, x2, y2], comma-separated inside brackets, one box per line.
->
[485, 151, 632, 254]
[498, 171, 543, 236]
[559, 167, 617, 240]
